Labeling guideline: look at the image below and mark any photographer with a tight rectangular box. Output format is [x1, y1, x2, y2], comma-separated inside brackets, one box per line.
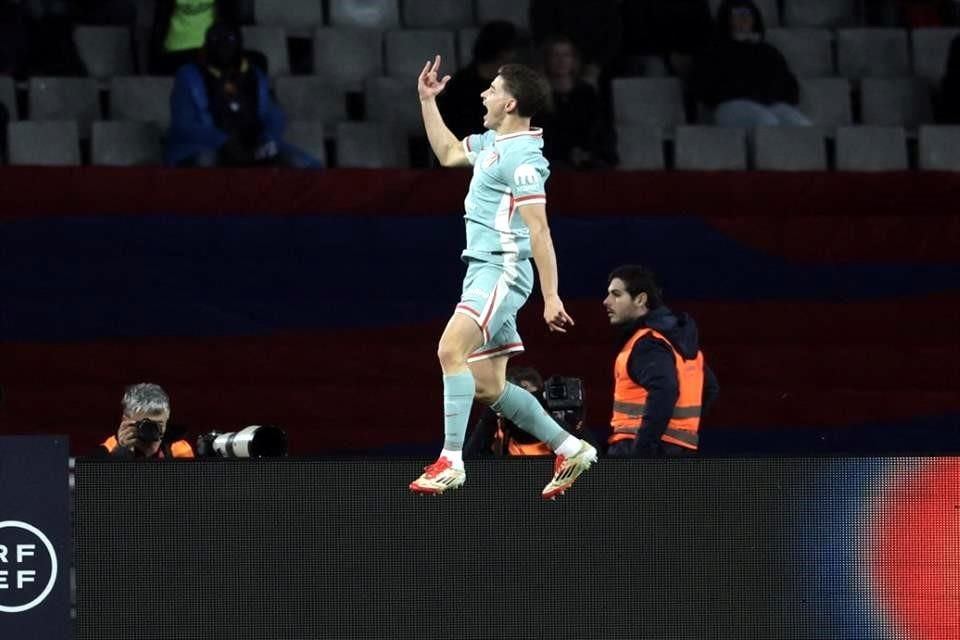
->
[98, 383, 194, 459]
[465, 367, 596, 458]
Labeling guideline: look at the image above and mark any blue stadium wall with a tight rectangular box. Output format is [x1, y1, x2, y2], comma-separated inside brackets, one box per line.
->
[1, 168, 958, 455]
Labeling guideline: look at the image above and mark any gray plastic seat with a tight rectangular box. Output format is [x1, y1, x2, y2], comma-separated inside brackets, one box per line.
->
[241, 26, 290, 76]
[837, 29, 909, 78]
[73, 25, 134, 79]
[611, 78, 685, 129]
[798, 77, 852, 128]
[313, 27, 383, 90]
[615, 126, 664, 170]
[254, 0, 323, 37]
[28, 77, 100, 136]
[860, 77, 933, 128]
[274, 77, 347, 127]
[0, 76, 16, 121]
[328, 0, 399, 29]
[284, 121, 328, 166]
[403, 0, 474, 28]
[753, 126, 827, 170]
[835, 126, 907, 171]
[675, 126, 747, 170]
[476, 0, 530, 31]
[912, 28, 960, 85]
[384, 29, 457, 77]
[782, 0, 856, 27]
[709, 0, 779, 26]
[364, 76, 423, 134]
[91, 121, 163, 166]
[109, 76, 175, 128]
[918, 125, 960, 170]
[335, 121, 409, 168]
[7, 121, 80, 166]
[764, 28, 834, 77]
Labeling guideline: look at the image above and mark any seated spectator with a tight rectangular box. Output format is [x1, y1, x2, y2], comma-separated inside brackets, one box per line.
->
[935, 33, 960, 122]
[98, 383, 194, 459]
[612, 0, 713, 79]
[691, 0, 812, 127]
[150, 0, 239, 75]
[437, 20, 520, 139]
[530, 0, 622, 87]
[537, 35, 617, 170]
[0, 1, 30, 77]
[165, 23, 322, 168]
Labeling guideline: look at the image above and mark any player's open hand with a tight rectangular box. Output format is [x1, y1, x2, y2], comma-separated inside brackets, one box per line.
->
[418, 55, 451, 101]
[544, 296, 575, 333]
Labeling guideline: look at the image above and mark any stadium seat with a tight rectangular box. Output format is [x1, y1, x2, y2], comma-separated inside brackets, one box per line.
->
[836, 126, 907, 171]
[384, 29, 457, 77]
[611, 78, 685, 129]
[911, 28, 960, 85]
[0, 76, 16, 121]
[836, 29, 909, 78]
[284, 121, 328, 166]
[254, 0, 323, 37]
[798, 77, 852, 128]
[335, 121, 409, 168]
[328, 0, 399, 29]
[402, 0, 474, 29]
[109, 76, 175, 128]
[91, 121, 163, 166]
[7, 121, 80, 166]
[457, 28, 480, 68]
[782, 0, 856, 27]
[918, 125, 960, 170]
[313, 27, 383, 90]
[28, 77, 100, 136]
[708, 0, 779, 26]
[753, 126, 827, 170]
[675, 126, 747, 170]
[73, 26, 134, 79]
[475, 0, 530, 31]
[860, 77, 933, 128]
[364, 76, 422, 134]
[241, 26, 290, 76]
[615, 125, 665, 170]
[764, 28, 834, 77]
[274, 77, 347, 126]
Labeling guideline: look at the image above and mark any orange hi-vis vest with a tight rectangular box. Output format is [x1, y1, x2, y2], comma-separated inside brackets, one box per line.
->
[609, 327, 704, 450]
[495, 419, 552, 456]
[102, 435, 195, 458]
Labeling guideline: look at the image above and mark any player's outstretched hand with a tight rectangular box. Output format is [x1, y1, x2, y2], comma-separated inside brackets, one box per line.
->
[544, 296, 575, 333]
[418, 54, 451, 101]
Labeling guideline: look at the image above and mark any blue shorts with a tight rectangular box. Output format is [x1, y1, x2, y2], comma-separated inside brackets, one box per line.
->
[454, 258, 533, 363]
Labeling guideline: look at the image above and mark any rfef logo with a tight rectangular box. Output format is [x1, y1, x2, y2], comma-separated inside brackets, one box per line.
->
[0, 521, 58, 613]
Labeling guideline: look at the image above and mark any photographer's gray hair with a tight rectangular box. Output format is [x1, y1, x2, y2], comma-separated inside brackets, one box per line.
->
[121, 383, 170, 417]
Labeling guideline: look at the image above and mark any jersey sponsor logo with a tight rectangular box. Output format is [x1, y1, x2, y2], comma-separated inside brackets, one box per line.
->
[482, 151, 500, 168]
[513, 164, 539, 187]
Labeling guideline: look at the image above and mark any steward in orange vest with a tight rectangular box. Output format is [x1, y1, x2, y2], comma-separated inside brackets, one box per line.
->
[604, 266, 719, 457]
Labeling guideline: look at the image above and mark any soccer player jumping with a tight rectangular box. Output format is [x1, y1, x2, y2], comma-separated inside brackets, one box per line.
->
[409, 55, 597, 499]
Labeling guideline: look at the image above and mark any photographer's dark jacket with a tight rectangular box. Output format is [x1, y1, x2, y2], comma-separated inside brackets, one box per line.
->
[97, 426, 195, 459]
[609, 307, 719, 453]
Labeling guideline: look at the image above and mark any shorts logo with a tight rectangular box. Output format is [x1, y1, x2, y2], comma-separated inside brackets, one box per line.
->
[513, 164, 539, 187]
[0, 521, 58, 613]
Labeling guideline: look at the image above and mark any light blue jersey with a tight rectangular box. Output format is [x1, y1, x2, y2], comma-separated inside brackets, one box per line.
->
[460, 128, 550, 265]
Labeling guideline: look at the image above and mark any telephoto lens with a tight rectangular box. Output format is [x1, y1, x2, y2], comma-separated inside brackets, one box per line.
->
[196, 426, 288, 458]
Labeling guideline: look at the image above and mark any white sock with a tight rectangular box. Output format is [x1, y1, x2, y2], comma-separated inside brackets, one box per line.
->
[554, 436, 581, 458]
[440, 448, 464, 469]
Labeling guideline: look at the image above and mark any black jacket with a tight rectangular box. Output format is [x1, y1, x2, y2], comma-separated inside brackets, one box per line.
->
[616, 306, 719, 450]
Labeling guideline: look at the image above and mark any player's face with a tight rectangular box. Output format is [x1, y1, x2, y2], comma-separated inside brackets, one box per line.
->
[604, 278, 647, 325]
[481, 75, 513, 130]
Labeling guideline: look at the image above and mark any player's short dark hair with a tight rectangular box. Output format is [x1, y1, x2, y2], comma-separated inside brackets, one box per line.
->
[608, 265, 663, 309]
[497, 63, 552, 118]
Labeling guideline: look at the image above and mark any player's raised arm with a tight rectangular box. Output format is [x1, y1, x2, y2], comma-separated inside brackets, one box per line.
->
[417, 55, 470, 167]
[517, 203, 575, 333]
